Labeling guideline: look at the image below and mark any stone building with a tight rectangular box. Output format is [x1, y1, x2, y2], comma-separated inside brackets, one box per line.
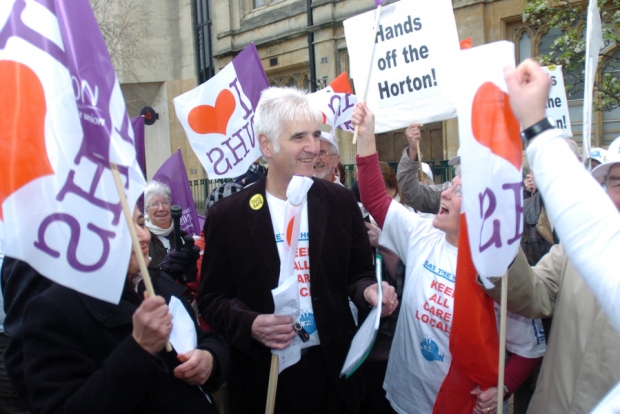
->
[102, 0, 620, 185]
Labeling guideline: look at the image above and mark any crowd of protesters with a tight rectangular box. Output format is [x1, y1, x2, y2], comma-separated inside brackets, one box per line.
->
[2, 58, 620, 414]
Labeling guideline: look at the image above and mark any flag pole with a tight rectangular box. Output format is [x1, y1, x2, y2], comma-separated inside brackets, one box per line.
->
[416, 140, 423, 182]
[352, 2, 382, 145]
[265, 355, 279, 414]
[497, 276, 508, 414]
[111, 162, 172, 352]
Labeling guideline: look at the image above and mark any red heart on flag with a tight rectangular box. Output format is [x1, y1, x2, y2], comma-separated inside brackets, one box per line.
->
[0, 61, 54, 220]
[188, 89, 236, 135]
[471, 82, 522, 170]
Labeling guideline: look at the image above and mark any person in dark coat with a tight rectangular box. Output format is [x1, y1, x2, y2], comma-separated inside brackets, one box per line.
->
[198, 86, 398, 414]
[19, 206, 229, 414]
[1, 257, 52, 409]
[234, 158, 266, 187]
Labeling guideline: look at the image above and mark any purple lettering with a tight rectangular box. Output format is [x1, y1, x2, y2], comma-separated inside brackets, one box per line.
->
[478, 188, 502, 252]
[243, 116, 256, 147]
[342, 93, 355, 113]
[328, 95, 343, 117]
[56, 158, 123, 225]
[0, 1, 66, 66]
[207, 147, 231, 175]
[503, 182, 523, 244]
[229, 77, 252, 119]
[34, 213, 116, 272]
[223, 132, 250, 165]
[114, 111, 135, 146]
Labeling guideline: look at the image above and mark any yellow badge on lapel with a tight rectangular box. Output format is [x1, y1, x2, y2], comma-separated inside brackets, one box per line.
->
[249, 194, 264, 210]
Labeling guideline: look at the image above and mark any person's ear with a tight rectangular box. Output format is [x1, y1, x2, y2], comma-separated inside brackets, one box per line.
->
[259, 133, 272, 158]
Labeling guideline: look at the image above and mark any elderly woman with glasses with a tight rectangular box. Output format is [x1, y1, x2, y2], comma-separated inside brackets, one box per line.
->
[144, 181, 177, 267]
[144, 181, 199, 286]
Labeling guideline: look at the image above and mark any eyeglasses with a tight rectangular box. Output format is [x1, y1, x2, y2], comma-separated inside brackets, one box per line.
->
[148, 201, 170, 209]
[317, 151, 336, 160]
[445, 181, 462, 197]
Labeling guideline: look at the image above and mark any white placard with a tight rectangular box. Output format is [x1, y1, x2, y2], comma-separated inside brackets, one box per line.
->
[541, 65, 572, 137]
[344, 0, 460, 132]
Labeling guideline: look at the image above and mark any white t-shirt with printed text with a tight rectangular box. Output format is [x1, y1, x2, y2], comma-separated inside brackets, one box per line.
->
[266, 192, 320, 348]
[380, 201, 546, 414]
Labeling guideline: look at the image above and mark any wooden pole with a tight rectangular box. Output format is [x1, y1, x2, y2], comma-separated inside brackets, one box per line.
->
[265, 354, 279, 414]
[416, 140, 423, 182]
[111, 163, 172, 352]
[497, 276, 508, 414]
[352, 4, 382, 145]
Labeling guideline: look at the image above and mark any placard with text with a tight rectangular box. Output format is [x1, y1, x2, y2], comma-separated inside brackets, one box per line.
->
[344, 0, 460, 132]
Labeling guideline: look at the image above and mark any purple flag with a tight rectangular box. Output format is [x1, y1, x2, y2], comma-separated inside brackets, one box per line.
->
[57, 0, 135, 164]
[0, 0, 146, 303]
[131, 116, 146, 213]
[173, 43, 269, 179]
[152, 150, 201, 236]
[132, 116, 146, 176]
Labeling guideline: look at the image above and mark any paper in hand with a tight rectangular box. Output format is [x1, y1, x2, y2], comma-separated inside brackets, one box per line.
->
[168, 295, 198, 355]
[272, 275, 301, 373]
[340, 254, 383, 378]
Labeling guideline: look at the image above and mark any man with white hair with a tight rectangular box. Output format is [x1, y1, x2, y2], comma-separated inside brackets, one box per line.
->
[197, 86, 397, 413]
[313, 131, 341, 183]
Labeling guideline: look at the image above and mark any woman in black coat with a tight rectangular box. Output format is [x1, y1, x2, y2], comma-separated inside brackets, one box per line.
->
[20, 207, 228, 413]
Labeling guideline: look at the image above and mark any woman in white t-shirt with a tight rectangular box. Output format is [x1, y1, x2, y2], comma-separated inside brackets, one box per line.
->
[353, 102, 545, 414]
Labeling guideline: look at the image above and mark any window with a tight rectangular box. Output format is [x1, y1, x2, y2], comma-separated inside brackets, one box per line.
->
[194, 0, 214, 84]
[269, 71, 310, 89]
[253, 0, 283, 9]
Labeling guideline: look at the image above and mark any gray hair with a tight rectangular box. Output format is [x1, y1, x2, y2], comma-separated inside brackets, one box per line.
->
[254, 87, 322, 154]
[144, 180, 171, 210]
[326, 141, 338, 155]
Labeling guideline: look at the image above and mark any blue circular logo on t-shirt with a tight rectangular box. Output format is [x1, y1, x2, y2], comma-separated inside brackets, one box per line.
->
[420, 338, 443, 362]
[300, 310, 317, 335]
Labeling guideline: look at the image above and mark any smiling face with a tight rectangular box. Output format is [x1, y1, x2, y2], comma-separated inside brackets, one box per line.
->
[260, 119, 321, 198]
[313, 139, 340, 181]
[146, 195, 172, 228]
[128, 206, 151, 278]
[432, 175, 462, 246]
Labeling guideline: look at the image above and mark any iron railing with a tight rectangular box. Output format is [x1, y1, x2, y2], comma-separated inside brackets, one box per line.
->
[189, 160, 454, 213]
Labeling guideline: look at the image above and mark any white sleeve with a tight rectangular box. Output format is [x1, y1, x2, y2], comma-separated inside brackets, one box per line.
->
[527, 130, 620, 332]
[591, 381, 620, 413]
